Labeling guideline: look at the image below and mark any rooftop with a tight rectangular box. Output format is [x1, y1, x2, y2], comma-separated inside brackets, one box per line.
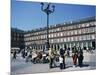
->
[26, 16, 96, 33]
[11, 16, 96, 33]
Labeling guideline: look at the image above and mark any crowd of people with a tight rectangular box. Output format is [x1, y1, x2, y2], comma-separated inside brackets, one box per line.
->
[49, 46, 84, 69]
[11, 46, 94, 70]
[12, 49, 49, 63]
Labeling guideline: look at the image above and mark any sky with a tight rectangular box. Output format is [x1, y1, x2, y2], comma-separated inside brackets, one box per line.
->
[11, 0, 96, 31]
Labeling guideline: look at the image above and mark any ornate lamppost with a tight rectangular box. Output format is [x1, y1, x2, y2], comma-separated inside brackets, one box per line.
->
[40, 2, 55, 52]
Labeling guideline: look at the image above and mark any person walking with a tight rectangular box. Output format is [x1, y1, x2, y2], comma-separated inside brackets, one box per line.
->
[49, 48, 55, 68]
[72, 46, 78, 67]
[13, 50, 17, 59]
[59, 48, 66, 69]
[22, 50, 26, 58]
[67, 48, 70, 57]
[78, 47, 84, 67]
[59, 55, 63, 70]
[26, 51, 32, 62]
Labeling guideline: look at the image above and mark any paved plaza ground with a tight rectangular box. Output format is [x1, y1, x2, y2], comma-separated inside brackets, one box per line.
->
[11, 50, 96, 75]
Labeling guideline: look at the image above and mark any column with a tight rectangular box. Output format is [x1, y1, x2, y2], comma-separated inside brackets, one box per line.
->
[81, 42, 83, 49]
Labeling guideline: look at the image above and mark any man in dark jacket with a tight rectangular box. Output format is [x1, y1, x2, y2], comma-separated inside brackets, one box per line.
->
[13, 50, 17, 59]
[59, 48, 66, 69]
[78, 47, 84, 67]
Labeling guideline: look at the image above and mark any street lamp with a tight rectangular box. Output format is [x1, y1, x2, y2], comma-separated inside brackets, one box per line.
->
[40, 2, 55, 52]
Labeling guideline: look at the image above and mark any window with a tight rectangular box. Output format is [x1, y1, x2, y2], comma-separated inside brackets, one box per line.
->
[78, 36, 81, 41]
[24, 38, 26, 41]
[60, 32, 63, 36]
[69, 26, 73, 29]
[75, 36, 78, 41]
[43, 35, 46, 39]
[51, 29, 54, 32]
[17, 34, 19, 37]
[39, 36, 41, 39]
[82, 29, 86, 34]
[67, 37, 70, 41]
[65, 31, 68, 36]
[57, 39, 60, 43]
[56, 33, 58, 37]
[91, 27, 95, 32]
[51, 34, 53, 37]
[57, 33, 60, 37]
[51, 39, 54, 43]
[82, 24, 85, 27]
[36, 37, 38, 40]
[61, 38, 63, 42]
[86, 35, 89, 40]
[65, 32, 68, 36]
[82, 35, 87, 40]
[71, 37, 73, 41]
[53, 33, 56, 37]
[86, 23, 90, 27]
[67, 26, 70, 30]
[49, 34, 50, 38]
[29, 37, 31, 40]
[71, 31, 73, 35]
[64, 38, 67, 42]
[68, 31, 70, 35]
[62, 32, 65, 36]
[85, 28, 88, 33]
[25, 38, 27, 41]
[90, 22, 96, 26]
[57, 28, 60, 31]
[93, 27, 96, 32]
[85, 35, 88, 40]
[91, 34, 95, 40]
[78, 24, 81, 28]
[41, 35, 43, 39]
[88, 27, 94, 33]
[62, 27, 66, 30]
[58, 38, 61, 42]
[31, 37, 33, 40]
[78, 29, 82, 34]
[74, 30, 77, 35]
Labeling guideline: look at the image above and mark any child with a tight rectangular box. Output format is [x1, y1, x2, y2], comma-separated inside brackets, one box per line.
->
[59, 55, 63, 70]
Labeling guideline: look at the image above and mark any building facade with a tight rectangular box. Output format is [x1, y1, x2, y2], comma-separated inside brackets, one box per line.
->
[24, 17, 96, 51]
[11, 28, 25, 49]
